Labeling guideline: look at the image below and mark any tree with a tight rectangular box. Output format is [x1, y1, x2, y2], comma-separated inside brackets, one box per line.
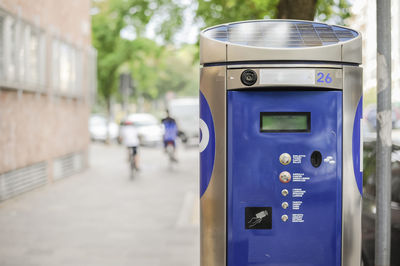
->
[155, 45, 199, 98]
[92, 0, 184, 115]
[196, 0, 351, 27]
[122, 40, 198, 101]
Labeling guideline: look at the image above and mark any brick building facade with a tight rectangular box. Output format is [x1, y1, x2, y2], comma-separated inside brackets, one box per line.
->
[0, 0, 96, 201]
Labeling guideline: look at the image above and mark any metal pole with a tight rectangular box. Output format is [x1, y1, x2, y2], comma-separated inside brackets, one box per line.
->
[376, 0, 392, 265]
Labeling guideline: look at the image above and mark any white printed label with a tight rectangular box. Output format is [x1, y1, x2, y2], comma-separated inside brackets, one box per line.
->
[292, 154, 306, 164]
[292, 188, 306, 198]
[292, 214, 304, 223]
[292, 201, 303, 210]
[292, 173, 310, 182]
[259, 69, 315, 85]
[324, 156, 336, 164]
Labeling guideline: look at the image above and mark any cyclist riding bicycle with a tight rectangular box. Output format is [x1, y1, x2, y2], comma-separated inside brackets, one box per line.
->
[121, 120, 140, 175]
[161, 110, 178, 162]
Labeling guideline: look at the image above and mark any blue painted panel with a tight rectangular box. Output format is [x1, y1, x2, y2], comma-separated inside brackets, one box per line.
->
[227, 90, 342, 266]
[200, 92, 215, 198]
[352, 97, 363, 195]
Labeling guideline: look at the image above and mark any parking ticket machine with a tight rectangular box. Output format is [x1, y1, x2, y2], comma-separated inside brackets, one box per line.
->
[199, 20, 362, 266]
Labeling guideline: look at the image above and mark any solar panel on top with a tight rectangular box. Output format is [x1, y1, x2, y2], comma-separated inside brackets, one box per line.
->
[203, 20, 358, 48]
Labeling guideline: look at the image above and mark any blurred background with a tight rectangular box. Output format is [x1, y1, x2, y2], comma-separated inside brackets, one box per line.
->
[0, 0, 399, 265]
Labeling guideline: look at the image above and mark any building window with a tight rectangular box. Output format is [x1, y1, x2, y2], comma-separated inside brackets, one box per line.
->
[75, 50, 83, 97]
[59, 42, 71, 93]
[52, 39, 84, 98]
[88, 48, 97, 104]
[39, 32, 46, 88]
[0, 15, 4, 80]
[4, 15, 17, 83]
[51, 39, 60, 91]
[28, 27, 39, 87]
[0, 8, 96, 99]
[17, 22, 27, 84]
[0, 10, 45, 91]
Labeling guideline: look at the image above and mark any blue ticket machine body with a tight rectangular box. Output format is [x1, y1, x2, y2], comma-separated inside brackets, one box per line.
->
[227, 91, 342, 265]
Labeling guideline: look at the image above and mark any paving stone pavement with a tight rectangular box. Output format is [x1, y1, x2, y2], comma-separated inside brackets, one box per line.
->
[0, 143, 200, 266]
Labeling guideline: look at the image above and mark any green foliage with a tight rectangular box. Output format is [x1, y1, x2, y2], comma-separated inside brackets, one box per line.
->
[92, 0, 185, 109]
[196, 0, 351, 27]
[315, 0, 351, 25]
[196, 0, 279, 27]
[122, 40, 198, 100]
[363, 87, 377, 108]
[92, 0, 352, 114]
[155, 45, 199, 97]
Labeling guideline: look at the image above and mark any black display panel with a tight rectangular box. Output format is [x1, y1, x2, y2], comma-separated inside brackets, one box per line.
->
[260, 112, 310, 132]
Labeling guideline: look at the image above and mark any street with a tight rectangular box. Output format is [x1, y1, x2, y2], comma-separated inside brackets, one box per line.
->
[0, 143, 200, 266]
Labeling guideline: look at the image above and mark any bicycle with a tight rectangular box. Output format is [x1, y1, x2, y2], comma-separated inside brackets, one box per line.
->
[128, 146, 138, 179]
[165, 141, 177, 168]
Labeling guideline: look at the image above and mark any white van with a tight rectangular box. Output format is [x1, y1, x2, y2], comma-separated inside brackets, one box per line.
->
[168, 98, 199, 145]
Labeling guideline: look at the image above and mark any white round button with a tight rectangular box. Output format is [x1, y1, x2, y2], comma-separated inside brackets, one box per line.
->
[279, 171, 291, 183]
[279, 153, 291, 165]
[281, 214, 289, 222]
[281, 189, 289, 196]
[281, 202, 289, 209]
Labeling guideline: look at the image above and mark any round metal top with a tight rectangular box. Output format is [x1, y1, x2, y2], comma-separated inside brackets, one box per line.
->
[203, 20, 358, 48]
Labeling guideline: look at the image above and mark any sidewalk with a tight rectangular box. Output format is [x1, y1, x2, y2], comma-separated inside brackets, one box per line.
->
[0, 143, 200, 266]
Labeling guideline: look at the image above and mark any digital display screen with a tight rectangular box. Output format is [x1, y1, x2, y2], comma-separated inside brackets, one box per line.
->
[260, 112, 310, 132]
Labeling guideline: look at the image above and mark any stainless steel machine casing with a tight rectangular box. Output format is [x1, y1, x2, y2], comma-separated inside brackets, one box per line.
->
[199, 20, 362, 266]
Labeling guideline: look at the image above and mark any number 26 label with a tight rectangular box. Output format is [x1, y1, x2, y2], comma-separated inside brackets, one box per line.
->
[316, 72, 332, 84]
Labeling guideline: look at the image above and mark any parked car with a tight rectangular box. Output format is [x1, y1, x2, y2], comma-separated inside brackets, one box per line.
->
[121, 113, 163, 146]
[362, 140, 400, 266]
[89, 115, 119, 142]
[168, 98, 199, 145]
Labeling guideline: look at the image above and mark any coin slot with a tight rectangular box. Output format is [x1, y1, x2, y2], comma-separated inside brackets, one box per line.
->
[310, 151, 322, 167]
